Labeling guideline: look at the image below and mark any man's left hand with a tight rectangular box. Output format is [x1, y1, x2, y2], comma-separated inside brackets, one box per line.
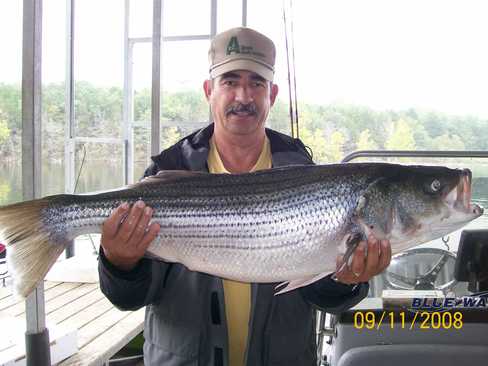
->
[334, 235, 392, 285]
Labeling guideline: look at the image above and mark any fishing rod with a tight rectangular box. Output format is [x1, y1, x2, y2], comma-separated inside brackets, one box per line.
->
[282, 0, 299, 139]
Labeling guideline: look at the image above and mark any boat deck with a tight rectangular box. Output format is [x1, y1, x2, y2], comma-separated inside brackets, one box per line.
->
[0, 278, 144, 365]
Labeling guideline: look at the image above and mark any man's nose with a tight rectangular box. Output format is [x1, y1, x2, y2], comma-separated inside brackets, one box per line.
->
[235, 86, 253, 103]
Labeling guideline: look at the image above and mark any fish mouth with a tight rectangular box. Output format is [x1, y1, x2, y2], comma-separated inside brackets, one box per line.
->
[444, 169, 484, 217]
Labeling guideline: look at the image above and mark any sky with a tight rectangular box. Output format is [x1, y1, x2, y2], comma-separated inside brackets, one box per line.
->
[1, 0, 488, 118]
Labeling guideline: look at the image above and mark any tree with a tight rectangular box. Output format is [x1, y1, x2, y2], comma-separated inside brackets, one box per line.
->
[386, 119, 416, 150]
[0, 180, 11, 205]
[325, 131, 346, 162]
[162, 90, 208, 123]
[2, 82, 488, 165]
[0, 83, 21, 130]
[0, 108, 13, 159]
[0, 109, 10, 145]
[162, 126, 182, 149]
[356, 129, 379, 151]
[299, 125, 328, 163]
[134, 88, 151, 122]
[267, 99, 291, 134]
[429, 133, 465, 151]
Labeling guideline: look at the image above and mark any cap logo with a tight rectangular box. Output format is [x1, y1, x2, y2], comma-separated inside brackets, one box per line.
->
[226, 36, 241, 55]
[226, 36, 266, 58]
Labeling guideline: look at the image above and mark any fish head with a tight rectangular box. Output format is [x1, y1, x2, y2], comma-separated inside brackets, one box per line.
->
[355, 165, 484, 249]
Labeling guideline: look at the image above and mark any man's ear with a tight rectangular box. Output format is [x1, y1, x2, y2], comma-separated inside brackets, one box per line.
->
[270, 83, 279, 106]
[203, 79, 212, 101]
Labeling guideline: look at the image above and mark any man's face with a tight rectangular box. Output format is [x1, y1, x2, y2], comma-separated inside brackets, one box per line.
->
[203, 70, 279, 136]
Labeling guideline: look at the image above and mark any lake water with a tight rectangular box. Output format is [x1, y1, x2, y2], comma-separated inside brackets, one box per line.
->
[0, 160, 149, 205]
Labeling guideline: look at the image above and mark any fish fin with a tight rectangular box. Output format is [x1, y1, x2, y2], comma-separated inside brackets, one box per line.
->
[0, 198, 67, 298]
[131, 170, 208, 188]
[343, 232, 364, 267]
[274, 272, 331, 295]
[335, 230, 366, 275]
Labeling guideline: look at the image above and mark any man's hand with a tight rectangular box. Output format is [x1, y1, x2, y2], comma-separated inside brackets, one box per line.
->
[334, 235, 392, 285]
[101, 201, 160, 271]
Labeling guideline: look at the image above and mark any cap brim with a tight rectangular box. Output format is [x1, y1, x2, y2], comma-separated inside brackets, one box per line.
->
[210, 59, 274, 81]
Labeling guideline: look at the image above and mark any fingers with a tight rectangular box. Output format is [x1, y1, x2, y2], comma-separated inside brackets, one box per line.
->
[127, 206, 153, 247]
[118, 200, 146, 243]
[350, 242, 366, 277]
[334, 244, 365, 285]
[364, 236, 380, 275]
[334, 235, 392, 285]
[102, 202, 129, 239]
[100, 200, 159, 271]
[378, 239, 392, 271]
[137, 222, 161, 252]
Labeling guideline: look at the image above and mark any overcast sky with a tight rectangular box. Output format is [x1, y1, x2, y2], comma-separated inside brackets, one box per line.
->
[1, 0, 488, 117]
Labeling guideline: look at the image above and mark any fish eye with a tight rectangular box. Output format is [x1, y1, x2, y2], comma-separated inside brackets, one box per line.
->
[430, 179, 441, 192]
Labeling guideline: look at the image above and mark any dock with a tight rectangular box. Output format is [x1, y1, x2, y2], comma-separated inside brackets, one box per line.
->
[0, 254, 145, 366]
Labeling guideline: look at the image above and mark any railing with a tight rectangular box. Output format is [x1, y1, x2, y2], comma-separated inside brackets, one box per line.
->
[341, 150, 488, 163]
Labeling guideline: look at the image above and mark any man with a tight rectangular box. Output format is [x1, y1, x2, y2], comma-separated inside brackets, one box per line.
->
[99, 27, 391, 366]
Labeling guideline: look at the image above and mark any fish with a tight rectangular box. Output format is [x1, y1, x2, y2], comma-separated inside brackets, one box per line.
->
[0, 163, 484, 298]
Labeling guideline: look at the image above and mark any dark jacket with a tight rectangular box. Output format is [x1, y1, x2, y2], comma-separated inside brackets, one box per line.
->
[99, 124, 369, 366]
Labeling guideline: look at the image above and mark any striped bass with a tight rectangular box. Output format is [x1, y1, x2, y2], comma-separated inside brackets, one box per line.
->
[0, 162, 483, 297]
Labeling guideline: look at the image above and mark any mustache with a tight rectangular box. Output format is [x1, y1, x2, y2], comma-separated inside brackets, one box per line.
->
[225, 103, 258, 116]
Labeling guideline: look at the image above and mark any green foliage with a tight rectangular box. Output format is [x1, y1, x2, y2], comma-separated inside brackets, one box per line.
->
[162, 91, 208, 123]
[386, 118, 416, 150]
[0, 180, 11, 205]
[267, 99, 290, 134]
[356, 129, 379, 151]
[74, 81, 123, 138]
[299, 126, 328, 163]
[0, 108, 13, 158]
[0, 110, 10, 144]
[0, 83, 21, 130]
[134, 88, 151, 122]
[429, 133, 466, 151]
[162, 126, 182, 149]
[326, 131, 346, 162]
[0, 82, 487, 163]
[300, 127, 347, 163]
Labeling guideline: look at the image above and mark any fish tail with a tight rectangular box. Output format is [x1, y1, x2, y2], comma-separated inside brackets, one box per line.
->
[0, 197, 67, 298]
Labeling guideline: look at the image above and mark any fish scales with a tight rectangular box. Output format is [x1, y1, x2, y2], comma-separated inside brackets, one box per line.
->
[42, 166, 369, 282]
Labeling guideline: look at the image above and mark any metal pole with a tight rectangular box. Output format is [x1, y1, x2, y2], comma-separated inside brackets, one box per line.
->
[151, 0, 162, 157]
[22, 1, 43, 200]
[211, 0, 217, 36]
[208, 0, 217, 124]
[22, 0, 51, 365]
[64, 0, 75, 258]
[341, 150, 488, 163]
[242, 0, 247, 27]
[65, 0, 75, 194]
[123, 0, 134, 184]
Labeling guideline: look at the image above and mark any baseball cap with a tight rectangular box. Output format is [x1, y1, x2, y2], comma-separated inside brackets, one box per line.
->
[208, 27, 276, 81]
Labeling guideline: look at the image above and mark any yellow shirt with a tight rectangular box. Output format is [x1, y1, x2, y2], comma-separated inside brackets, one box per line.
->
[207, 135, 272, 366]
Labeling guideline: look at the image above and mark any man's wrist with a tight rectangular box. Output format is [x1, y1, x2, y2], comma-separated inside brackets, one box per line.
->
[102, 249, 138, 272]
[331, 275, 359, 291]
[99, 247, 145, 279]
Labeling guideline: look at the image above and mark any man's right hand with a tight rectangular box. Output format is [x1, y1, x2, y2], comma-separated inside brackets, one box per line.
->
[101, 200, 160, 271]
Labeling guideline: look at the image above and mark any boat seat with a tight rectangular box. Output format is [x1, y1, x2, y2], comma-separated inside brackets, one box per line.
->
[337, 344, 488, 366]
